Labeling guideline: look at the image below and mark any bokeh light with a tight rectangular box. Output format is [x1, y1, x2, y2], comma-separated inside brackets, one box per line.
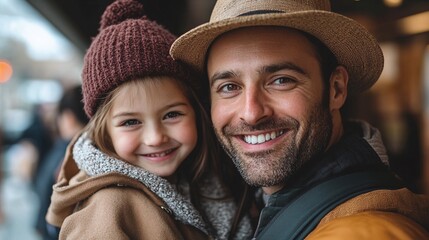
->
[0, 60, 13, 83]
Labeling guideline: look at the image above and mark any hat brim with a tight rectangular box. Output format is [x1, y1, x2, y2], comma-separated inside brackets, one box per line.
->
[171, 10, 384, 93]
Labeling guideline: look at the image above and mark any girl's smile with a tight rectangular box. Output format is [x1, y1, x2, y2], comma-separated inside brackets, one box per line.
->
[140, 147, 178, 162]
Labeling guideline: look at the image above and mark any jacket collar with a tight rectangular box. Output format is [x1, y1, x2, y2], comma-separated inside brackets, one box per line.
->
[285, 120, 390, 188]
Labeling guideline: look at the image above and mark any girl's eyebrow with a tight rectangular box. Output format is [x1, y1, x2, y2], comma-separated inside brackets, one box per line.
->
[162, 102, 189, 111]
[111, 102, 189, 119]
[111, 111, 137, 119]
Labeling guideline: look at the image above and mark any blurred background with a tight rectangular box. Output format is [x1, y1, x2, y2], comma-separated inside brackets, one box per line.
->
[1, 0, 429, 239]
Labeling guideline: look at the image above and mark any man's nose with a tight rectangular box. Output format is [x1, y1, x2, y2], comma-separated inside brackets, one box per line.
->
[240, 86, 272, 125]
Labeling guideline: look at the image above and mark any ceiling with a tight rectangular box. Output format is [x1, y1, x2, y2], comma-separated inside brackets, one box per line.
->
[25, 0, 429, 54]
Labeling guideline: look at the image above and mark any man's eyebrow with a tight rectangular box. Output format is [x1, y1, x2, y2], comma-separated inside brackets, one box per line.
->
[209, 70, 237, 87]
[261, 62, 308, 77]
[209, 62, 309, 86]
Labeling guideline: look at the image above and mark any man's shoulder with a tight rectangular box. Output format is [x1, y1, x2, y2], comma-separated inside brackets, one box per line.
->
[310, 188, 429, 239]
[321, 188, 429, 224]
[308, 211, 429, 240]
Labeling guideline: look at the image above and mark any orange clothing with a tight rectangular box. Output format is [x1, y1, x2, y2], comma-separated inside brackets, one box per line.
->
[307, 189, 429, 239]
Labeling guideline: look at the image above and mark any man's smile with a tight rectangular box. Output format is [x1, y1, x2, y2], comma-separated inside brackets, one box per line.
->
[242, 130, 286, 145]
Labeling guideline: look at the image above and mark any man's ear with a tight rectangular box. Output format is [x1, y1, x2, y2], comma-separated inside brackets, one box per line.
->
[329, 66, 348, 111]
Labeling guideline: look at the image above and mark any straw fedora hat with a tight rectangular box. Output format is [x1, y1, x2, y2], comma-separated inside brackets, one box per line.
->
[171, 0, 384, 93]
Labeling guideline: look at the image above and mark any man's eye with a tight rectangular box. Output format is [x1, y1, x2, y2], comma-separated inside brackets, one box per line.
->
[122, 119, 140, 126]
[270, 77, 298, 90]
[163, 111, 183, 120]
[219, 83, 240, 92]
[272, 77, 296, 85]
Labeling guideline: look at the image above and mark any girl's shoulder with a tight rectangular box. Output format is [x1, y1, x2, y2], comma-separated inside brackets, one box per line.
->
[85, 182, 169, 213]
[55, 181, 209, 240]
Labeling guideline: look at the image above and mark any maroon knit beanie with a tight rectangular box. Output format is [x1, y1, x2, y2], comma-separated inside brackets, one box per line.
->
[82, 0, 190, 117]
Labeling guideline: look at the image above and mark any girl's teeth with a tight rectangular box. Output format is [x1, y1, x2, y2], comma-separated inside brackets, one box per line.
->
[146, 149, 173, 157]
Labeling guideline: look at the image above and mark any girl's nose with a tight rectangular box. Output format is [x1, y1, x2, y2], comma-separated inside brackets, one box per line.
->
[142, 124, 168, 146]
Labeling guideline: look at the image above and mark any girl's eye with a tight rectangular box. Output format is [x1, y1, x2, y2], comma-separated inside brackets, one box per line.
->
[121, 119, 140, 126]
[163, 111, 183, 120]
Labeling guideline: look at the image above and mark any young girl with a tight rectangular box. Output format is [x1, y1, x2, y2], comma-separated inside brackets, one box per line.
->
[45, 0, 253, 239]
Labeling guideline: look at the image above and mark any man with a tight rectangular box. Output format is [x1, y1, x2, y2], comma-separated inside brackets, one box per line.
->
[171, 0, 429, 239]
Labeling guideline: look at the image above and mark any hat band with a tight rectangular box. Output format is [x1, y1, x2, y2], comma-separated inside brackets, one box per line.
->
[238, 10, 284, 17]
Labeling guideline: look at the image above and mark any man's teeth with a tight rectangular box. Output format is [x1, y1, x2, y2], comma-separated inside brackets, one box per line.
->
[244, 130, 284, 144]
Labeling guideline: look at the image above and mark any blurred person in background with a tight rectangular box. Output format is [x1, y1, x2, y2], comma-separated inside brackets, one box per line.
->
[0, 101, 54, 239]
[34, 85, 88, 240]
[9, 106, 54, 184]
[0, 126, 4, 224]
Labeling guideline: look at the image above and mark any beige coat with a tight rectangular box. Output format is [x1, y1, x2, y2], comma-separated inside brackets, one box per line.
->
[46, 142, 210, 239]
[45, 132, 255, 240]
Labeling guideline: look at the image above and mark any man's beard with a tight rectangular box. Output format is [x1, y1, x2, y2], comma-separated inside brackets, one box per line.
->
[215, 102, 332, 188]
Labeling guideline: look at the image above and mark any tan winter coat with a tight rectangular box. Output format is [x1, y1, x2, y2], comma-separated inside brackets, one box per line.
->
[46, 133, 253, 240]
[46, 142, 209, 239]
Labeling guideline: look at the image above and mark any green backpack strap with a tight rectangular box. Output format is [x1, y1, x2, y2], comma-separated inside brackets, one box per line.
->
[257, 169, 404, 240]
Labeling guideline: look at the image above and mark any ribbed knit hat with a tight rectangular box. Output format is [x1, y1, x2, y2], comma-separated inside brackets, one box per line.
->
[82, 0, 189, 117]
